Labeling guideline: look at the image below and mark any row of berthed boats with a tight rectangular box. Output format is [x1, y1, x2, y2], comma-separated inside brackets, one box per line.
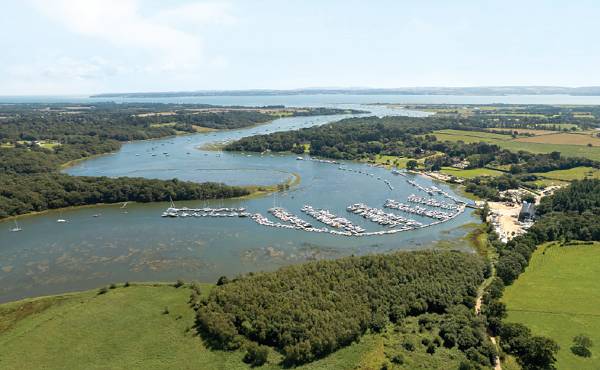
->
[301, 205, 366, 234]
[383, 199, 457, 221]
[407, 194, 461, 211]
[161, 207, 250, 218]
[250, 206, 419, 237]
[346, 203, 423, 229]
[297, 157, 340, 165]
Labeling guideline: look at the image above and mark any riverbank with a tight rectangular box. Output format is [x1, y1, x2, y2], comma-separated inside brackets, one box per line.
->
[0, 174, 299, 223]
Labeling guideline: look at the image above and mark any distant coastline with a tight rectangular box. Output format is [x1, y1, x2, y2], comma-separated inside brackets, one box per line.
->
[90, 86, 600, 98]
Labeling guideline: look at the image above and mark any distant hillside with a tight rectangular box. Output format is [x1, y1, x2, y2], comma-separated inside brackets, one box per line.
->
[91, 86, 600, 98]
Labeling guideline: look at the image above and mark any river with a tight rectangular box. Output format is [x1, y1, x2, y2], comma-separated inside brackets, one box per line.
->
[0, 97, 487, 302]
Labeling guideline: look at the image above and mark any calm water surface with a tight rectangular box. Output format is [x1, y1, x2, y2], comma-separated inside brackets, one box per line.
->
[0, 101, 480, 302]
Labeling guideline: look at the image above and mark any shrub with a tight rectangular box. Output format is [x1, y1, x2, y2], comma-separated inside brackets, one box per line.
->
[173, 279, 185, 288]
[124, 281, 130, 287]
[380, 360, 392, 370]
[458, 361, 478, 370]
[426, 343, 436, 354]
[390, 353, 404, 364]
[571, 334, 593, 357]
[216, 276, 230, 286]
[573, 334, 593, 349]
[162, 307, 169, 315]
[109, 283, 117, 289]
[403, 340, 416, 352]
[571, 345, 592, 357]
[97, 287, 108, 295]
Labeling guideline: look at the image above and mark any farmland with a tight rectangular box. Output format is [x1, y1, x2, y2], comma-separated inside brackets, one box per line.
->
[432, 129, 600, 161]
[440, 167, 504, 179]
[533, 166, 600, 181]
[503, 242, 600, 370]
[515, 132, 600, 147]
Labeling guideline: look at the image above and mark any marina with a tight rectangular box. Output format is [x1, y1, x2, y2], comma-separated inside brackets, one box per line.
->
[0, 101, 476, 302]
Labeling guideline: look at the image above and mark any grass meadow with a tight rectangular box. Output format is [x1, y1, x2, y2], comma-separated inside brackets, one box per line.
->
[503, 242, 600, 370]
[433, 129, 600, 161]
[0, 282, 471, 370]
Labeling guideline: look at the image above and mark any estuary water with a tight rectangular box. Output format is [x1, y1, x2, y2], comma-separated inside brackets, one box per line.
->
[0, 101, 479, 302]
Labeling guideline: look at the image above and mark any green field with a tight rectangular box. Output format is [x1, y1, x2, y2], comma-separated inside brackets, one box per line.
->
[534, 166, 600, 181]
[503, 242, 600, 370]
[368, 153, 444, 169]
[38, 140, 61, 150]
[440, 166, 504, 179]
[433, 129, 600, 161]
[0, 283, 472, 370]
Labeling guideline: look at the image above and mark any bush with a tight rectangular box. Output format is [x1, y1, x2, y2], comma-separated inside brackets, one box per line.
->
[573, 334, 593, 349]
[390, 353, 404, 364]
[162, 307, 170, 315]
[403, 340, 416, 352]
[97, 287, 108, 295]
[243, 343, 269, 366]
[457, 361, 478, 370]
[216, 276, 230, 286]
[173, 279, 185, 288]
[571, 345, 592, 357]
[124, 281, 130, 287]
[426, 343, 436, 354]
[109, 283, 117, 289]
[571, 334, 593, 357]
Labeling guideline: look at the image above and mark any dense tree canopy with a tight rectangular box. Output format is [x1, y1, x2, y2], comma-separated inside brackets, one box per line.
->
[196, 250, 488, 365]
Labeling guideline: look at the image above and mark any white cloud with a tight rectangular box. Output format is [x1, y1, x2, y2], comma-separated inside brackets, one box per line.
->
[29, 0, 234, 73]
[157, 2, 236, 26]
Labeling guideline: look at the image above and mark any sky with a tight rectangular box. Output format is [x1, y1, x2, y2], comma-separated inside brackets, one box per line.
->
[1, 0, 599, 95]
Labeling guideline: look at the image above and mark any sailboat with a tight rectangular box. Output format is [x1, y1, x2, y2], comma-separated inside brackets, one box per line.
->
[10, 219, 22, 232]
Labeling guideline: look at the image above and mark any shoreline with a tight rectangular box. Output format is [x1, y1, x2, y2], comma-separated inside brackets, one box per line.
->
[0, 173, 301, 223]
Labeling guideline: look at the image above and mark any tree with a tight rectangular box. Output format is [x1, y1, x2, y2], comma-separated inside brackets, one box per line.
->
[480, 202, 490, 222]
[243, 342, 269, 366]
[216, 276, 230, 286]
[571, 334, 593, 357]
[406, 160, 418, 171]
[518, 336, 559, 370]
